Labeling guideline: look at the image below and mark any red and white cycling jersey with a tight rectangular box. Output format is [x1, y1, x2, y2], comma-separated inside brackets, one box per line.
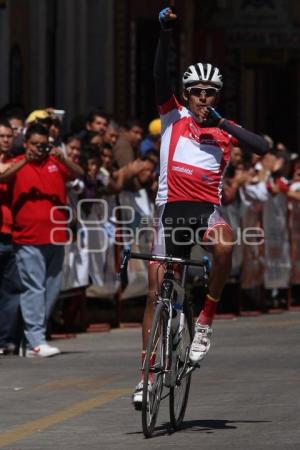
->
[156, 95, 233, 207]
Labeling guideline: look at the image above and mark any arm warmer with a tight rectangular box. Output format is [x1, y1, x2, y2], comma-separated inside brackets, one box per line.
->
[220, 119, 268, 155]
[153, 31, 173, 106]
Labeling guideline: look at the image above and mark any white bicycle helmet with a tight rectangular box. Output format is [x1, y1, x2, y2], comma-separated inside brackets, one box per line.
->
[182, 63, 223, 89]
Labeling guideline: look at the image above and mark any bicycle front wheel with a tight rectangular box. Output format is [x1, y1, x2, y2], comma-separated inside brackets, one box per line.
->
[169, 304, 193, 429]
[142, 301, 168, 438]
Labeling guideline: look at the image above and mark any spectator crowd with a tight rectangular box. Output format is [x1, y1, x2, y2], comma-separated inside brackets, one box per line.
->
[0, 105, 299, 357]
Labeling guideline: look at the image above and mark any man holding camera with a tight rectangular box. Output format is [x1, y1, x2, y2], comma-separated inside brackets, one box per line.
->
[0, 123, 83, 357]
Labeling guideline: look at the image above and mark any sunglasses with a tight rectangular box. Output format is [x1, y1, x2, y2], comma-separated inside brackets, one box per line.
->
[186, 87, 218, 98]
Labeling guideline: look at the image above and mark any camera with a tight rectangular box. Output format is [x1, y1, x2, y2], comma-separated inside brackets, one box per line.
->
[37, 142, 53, 155]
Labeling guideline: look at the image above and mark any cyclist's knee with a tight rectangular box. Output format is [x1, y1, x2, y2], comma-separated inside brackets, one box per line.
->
[210, 226, 233, 261]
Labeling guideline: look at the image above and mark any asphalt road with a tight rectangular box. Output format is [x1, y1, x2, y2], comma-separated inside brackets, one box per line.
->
[1, 311, 300, 450]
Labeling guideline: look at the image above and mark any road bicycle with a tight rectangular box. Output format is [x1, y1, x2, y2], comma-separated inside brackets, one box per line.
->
[121, 250, 210, 438]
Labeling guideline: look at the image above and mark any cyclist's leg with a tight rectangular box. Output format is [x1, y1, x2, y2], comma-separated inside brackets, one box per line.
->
[134, 202, 193, 403]
[197, 223, 233, 326]
[190, 213, 233, 363]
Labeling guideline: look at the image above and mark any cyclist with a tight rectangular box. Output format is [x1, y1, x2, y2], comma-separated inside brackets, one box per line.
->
[132, 7, 268, 408]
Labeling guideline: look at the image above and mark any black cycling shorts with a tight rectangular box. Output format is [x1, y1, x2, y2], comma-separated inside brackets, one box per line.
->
[152, 201, 230, 258]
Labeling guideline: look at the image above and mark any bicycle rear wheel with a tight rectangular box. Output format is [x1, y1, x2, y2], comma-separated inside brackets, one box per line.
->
[169, 304, 193, 429]
[142, 301, 168, 438]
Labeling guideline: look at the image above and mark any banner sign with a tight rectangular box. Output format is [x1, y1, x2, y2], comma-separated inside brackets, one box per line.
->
[263, 193, 291, 289]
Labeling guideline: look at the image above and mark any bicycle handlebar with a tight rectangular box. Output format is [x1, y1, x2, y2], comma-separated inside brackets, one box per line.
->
[130, 251, 208, 267]
[119, 249, 210, 289]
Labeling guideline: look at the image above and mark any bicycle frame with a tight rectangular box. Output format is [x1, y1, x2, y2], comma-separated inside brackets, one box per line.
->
[120, 250, 210, 385]
[120, 249, 210, 436]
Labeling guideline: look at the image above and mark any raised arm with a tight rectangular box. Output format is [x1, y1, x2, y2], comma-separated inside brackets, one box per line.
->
[153, 7, 177, 106]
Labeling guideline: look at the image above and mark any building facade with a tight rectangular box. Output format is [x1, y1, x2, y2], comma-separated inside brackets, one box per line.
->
[0, 0, 299, 149]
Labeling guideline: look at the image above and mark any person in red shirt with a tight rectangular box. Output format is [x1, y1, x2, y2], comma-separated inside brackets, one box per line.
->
[0, 120, 21, 355]
[0, 123, 83, 357]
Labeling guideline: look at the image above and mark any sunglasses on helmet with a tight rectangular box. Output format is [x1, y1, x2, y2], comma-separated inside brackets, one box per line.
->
[186, 87, 219, 98]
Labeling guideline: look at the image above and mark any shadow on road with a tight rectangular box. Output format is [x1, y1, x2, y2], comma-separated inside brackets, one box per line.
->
[156, 419, 271, 436]
[127, 419, 271, 438]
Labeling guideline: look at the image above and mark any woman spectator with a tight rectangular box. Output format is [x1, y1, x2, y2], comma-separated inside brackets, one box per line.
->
[63, 134, 82, 165]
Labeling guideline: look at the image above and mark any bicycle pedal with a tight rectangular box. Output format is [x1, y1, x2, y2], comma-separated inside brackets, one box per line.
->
[133, 401, 142, 411]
